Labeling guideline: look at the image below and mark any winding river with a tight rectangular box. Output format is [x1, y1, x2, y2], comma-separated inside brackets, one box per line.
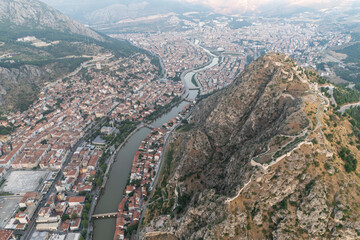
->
[92, 47, 219, 240]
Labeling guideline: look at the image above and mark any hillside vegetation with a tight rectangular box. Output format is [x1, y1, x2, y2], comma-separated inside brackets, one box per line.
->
[140, 53, 360, 240]
[0, 0, 141, 112]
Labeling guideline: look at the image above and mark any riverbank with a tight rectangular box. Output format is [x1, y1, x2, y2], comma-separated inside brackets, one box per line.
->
[144, 96, 182, 122]
[136, 97, 197, 238]
[91, 105, 193, 240]
[100, 123, 145, 189]
[112, 104, 193, 239]
[92, 40, 220, 240]
[86, 122, 144, 240]
[179, 45, 217, 97]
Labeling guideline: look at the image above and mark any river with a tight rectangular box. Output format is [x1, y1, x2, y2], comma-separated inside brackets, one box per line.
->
[92, 46, 219, 240]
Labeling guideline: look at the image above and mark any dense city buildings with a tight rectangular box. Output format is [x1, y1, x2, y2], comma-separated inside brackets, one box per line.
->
[115, 14, 350, 94]
[0, 49, 187, 239]
[0, 8, 354, 240]
[113, 104, 192, 239]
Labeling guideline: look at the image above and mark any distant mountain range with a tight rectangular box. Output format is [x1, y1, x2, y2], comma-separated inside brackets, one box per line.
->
[0, 0, 140, 112]
[40, 0, 210, 25]
[40, 0, 360, 26]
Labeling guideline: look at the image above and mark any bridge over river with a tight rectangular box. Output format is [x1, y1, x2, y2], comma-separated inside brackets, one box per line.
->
[92, 43, 220, 240]
[92, 212, 118, 219]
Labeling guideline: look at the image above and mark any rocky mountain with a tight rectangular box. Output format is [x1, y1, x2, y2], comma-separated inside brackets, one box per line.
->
[40, 0, 359, 24]
[0, 0, 104, 41]
[0, 0, 139, 112]
[40, 0, 209, 26]
[141, 53, 360, 239]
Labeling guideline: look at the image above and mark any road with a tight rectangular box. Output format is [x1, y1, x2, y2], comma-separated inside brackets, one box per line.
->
[19, 47, 159, 240]
[231, 77, 330, 204]
[85, 188, 98, 240]
[320, 85, 337, 107]
[22, 138, 84, 240]
[17, 55, 115, 239]
[135, 93, 200, 239]
[46, 54, 113, 89]
[339, 101, 360, 114]
[135, 129, 171, 239]
[127, 41, 166, 80]
[135, 43, 221, 238]
[85, 123, 148, 240]
[22, 110, 112, 240]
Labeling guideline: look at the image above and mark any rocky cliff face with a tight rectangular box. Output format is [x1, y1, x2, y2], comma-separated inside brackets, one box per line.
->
[141, 53, 360, 239]
[0, 0, 104, 41]
[0, 0, 140, 112]
[0, 64, 51, 110]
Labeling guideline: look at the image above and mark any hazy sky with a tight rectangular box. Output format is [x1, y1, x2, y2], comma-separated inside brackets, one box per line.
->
[41, 0, 358, 17]
[176, 0, 357, 14]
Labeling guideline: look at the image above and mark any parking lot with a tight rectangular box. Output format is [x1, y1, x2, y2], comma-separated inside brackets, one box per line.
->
[1, 170, 50, 194]
[0, 196, 21, 227]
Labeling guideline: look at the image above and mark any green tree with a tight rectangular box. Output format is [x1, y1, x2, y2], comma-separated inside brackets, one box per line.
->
[61, 214, 69, 222]
[81, 229, 87, 238]
[71, 213, 78, 220]
[84, 203, 91, 211]
[82, 219, 88, 228]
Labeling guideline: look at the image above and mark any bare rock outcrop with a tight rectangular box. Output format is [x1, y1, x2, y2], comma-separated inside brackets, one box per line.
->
[140, 53, 360, 240]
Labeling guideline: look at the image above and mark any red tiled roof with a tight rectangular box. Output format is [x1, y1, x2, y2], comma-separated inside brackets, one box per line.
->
[68, 196, 85, 203]
[0, 228, 14, 240]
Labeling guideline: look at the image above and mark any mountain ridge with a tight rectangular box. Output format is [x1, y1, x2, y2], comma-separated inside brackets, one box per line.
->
[0, 0, 141, 112]
[0, 0, 104, 41]
[140, 53, 360, 239]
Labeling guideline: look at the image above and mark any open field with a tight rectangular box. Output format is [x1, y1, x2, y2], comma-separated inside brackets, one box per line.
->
[1, 170, 50, 194]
